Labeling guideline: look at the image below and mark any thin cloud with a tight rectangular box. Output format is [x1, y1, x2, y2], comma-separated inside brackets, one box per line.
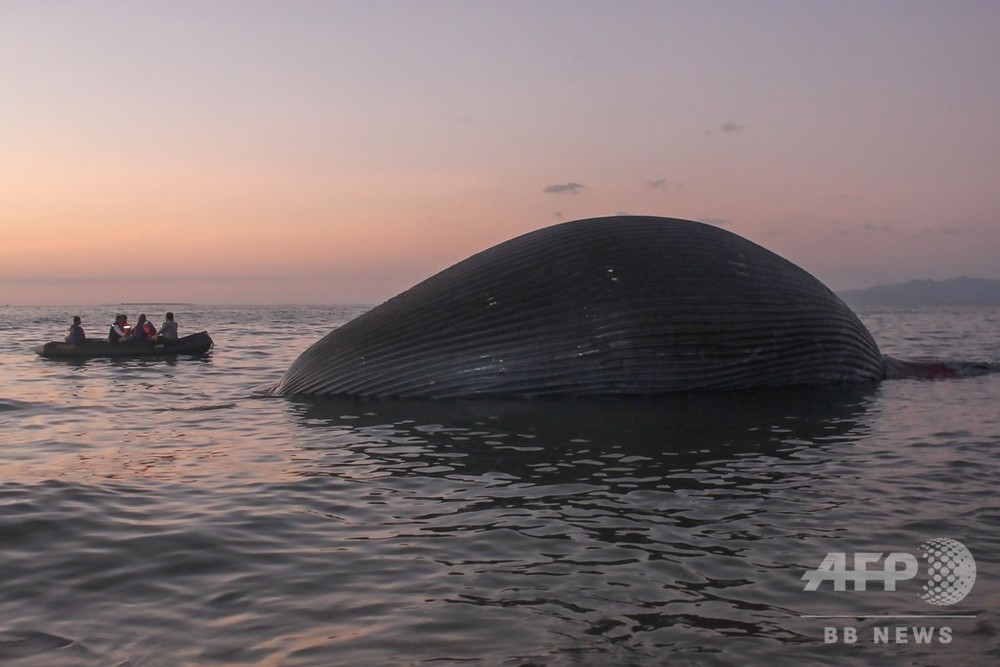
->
[544, 182, 585, 194]
[827, 218, 892, 235]
[706, 121, 746, 136]
[921, 224, 994, 235]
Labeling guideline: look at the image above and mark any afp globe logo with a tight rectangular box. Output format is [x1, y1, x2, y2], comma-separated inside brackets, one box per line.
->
[919, 538, 976, 606]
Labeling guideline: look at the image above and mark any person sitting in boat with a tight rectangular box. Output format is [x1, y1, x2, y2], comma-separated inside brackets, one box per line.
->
[65, 316, 86, 344]
[157, 312, 178, 341]
[132, 314, 157, 342]
[108, 314, 131, 343]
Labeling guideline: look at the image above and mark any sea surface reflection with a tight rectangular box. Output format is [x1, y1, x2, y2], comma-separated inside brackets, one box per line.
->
[285, 386, 876, 487]
[1, 305, 996, 665]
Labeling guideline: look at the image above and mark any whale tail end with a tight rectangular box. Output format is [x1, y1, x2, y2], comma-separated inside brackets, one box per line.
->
[883, 355, 999, 380]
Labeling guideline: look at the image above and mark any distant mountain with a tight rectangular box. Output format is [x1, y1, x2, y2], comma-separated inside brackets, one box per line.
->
[839, 277, 1000, 307]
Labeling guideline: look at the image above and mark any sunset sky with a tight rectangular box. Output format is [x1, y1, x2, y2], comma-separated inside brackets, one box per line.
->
[2, 1, 998, 305]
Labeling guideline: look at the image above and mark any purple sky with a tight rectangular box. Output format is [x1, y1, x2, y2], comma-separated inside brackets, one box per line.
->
[2, 1, 998, 304]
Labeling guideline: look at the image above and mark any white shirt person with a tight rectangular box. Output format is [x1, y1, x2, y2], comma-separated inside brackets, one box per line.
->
[158, 312, 179, 341]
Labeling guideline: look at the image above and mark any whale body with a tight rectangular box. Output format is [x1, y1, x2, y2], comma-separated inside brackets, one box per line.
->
[274, 216, 891, 397]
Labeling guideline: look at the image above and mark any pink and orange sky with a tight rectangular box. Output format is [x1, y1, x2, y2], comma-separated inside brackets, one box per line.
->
[2, 1, 998, 305]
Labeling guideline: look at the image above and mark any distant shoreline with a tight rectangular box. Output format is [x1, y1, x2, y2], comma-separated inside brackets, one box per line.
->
[839, 277, 1000, 307]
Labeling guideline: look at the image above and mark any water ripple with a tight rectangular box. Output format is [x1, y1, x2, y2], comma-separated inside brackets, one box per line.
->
[0, 305, 997, 665]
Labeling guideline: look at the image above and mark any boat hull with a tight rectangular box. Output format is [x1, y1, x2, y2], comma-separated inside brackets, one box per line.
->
[35, 331, 214, 359]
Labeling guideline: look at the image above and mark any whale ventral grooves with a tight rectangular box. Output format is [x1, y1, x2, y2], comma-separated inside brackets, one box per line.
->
[275, 215, 885, 397]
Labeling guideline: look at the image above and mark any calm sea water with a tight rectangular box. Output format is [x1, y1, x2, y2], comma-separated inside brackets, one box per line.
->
[0, 304, 997, 666]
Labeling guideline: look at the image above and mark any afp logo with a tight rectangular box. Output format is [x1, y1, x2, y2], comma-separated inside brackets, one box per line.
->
[802, 538, 976, 605]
